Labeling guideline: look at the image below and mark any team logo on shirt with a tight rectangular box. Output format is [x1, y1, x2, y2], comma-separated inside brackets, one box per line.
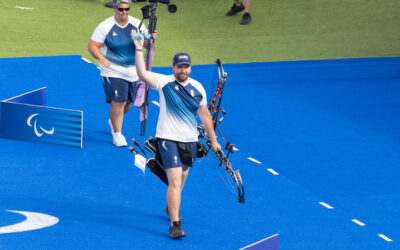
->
[112, 31, 117, 36]
[114, 90, 118, 97]
[175, 85, 179, 91]
[190, 89, 194, 97]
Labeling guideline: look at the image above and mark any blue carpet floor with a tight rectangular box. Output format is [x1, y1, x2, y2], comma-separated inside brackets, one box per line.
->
[0, 55, 399, 249]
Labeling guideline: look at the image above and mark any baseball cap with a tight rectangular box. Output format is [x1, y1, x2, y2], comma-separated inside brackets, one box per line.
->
[173, 52, 191, 66]
[113, 0, 131, 7]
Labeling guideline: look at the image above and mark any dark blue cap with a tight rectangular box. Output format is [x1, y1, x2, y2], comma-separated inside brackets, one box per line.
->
[173, 52, 191, 66]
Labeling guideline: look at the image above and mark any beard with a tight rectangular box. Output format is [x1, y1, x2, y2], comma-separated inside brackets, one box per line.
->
[175, 72, 189, 82]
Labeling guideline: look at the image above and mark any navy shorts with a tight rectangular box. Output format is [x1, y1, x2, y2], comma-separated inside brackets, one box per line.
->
[158, 139, 197, 169]
[102, 76, 137, 103]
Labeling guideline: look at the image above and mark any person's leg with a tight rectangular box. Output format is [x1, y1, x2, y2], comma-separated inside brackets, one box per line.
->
[164, 166, 189, 219]
[240, 0, 253, 25]
[181, 166, 190, 191]
[104, 77, 131, 144]
[244, 0, 253, 13]
[234, 0, 242, 7]
[178, 142, 195, 193]
[124, 101, 132, 115]
[166, 167, 183, 224]
[166, 167, 187, 238]
[226, 0, 245, 16]
[109, 79, 134, 136]
[109, 101, 128, 146]
[109, 101, 126, 133]
[159, 140, 191, 238]
[109, 101, 130, 135]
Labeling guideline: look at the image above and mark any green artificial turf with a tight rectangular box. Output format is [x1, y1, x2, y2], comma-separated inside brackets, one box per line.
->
[0, 0, 399, 66]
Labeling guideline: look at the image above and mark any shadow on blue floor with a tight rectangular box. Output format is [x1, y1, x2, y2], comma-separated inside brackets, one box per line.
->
[0, 55, 399, 249]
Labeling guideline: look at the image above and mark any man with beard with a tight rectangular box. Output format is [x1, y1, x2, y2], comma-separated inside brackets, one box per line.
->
[133, 36, 221, 239]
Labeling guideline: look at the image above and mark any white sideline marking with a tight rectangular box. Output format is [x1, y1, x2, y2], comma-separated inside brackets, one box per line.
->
[319, 202, 334, 209]
[378, 234, 393, 242]
[239, 233, 279, 250]
[351, 219, 365, 226]
[248, 157, 262, 164]
[15, 6, 34, 10]
[152, 101, 160, 107]
[267, 168, 279, 175]
[81, 57, 92, 64]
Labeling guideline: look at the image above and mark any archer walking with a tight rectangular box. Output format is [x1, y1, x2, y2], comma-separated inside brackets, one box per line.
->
[88, 0, 151, 147]
[133, 35, 221, 238]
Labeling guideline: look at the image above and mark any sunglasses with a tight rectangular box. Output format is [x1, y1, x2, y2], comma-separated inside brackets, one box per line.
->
[117, 7, 130, 12]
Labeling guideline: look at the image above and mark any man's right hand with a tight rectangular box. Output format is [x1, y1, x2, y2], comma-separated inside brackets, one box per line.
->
[133, 30, 158, 89]
[132, 30, 145, 49]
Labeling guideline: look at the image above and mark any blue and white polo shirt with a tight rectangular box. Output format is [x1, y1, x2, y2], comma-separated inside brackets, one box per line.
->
[91, 16, 147, 82]
[153, 74, 207, 142]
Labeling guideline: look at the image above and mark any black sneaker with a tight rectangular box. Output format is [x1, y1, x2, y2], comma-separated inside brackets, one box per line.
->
[226, 3, 245, 16]
[169, 221, 186, 239]
[164, 206, 182, 222]
[240, 13, 252, 25]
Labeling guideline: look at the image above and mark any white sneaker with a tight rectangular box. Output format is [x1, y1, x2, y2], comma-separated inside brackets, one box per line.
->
[108, 119, 115, 136]
[113, 133, 127, 147]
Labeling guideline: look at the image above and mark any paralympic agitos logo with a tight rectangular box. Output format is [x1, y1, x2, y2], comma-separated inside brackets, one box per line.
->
[27, 113, 55, 137]
[0, 210, 59, 234]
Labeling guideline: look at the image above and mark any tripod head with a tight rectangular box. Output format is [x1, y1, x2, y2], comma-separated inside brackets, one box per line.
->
[141, 0, 176, 18]
[140, 0, 176, 33]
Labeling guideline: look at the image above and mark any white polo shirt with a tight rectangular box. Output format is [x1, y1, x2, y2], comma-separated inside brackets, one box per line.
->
[153, 74, 207, 142]
[91, 16, 147, 82]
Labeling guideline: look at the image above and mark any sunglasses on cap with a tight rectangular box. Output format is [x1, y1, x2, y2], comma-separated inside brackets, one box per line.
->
[117, 7, 130, 12]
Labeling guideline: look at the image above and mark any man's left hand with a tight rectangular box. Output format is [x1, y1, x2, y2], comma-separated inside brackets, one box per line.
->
[211, 141, 222, 153]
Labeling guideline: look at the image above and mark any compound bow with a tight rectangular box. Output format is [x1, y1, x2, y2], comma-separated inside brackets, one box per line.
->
[197, 58, 245, 204]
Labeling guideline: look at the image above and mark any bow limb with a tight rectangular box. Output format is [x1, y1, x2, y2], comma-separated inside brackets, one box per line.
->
[198, 105, 221, 152]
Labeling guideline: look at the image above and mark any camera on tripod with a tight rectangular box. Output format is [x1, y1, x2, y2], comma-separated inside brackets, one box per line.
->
[141, 0, 176, 19]
[139, 0, 176, 32]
